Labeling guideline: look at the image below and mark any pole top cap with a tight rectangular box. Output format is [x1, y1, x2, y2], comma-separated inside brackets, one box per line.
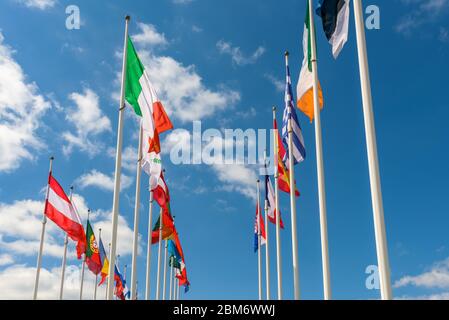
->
[272, 106, 277, 111]
[285, 51, 289, 57]
[257, 179, 260, 183]
[70, 185, 74, 190]
[99, 227, 102, 231]
[50, 156, 55, 160]
[125, 15, 131, 21]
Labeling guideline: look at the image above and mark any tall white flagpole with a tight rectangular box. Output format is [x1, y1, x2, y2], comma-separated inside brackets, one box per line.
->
[272, 107, 283, 300]
[145, 191, 154, 300]
[58, 186, 73, 300]
[80, 209, 90, 300]
[177, 278, 180, 300]
[308, 0, 332, 300]
[263, 152, 271, 300]
[106, 243, 111, 300]
[155, 207, 163, 300]
[94, 228, 102, 301]
[353, 0, 392, 300]
[256, 179, 262, 300]
[286, 52, 301, 300]
[169, 258, 173, 300]
[33, 156, 53, 300]
[162, 240, 168, 300]
[130, 123, 143, 300]
[107, 15, 130, 300]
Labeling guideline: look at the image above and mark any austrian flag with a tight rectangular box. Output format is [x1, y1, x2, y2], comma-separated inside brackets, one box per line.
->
[44, 174, 86, 258]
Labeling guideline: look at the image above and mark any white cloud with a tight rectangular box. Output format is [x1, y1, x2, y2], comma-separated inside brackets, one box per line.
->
[172, 0, 195, 4]
[0, 32, 51, 172]
[132, 23, 168, 47]
[0, 254, 14, 266]
[15, 0, 56, 10]
[162, 129, 191, 155]
[212, 163, 258, 200]
[396, 0, 449, 35]
[62, 89, 111, 156]
[396, 292, 449, 300]
[264, 74, 284, 93]
[130, 23, 240, 123]
[394, 257, 449, 289]
[216, 40, 266, 66]
[75, 170, 133, 192]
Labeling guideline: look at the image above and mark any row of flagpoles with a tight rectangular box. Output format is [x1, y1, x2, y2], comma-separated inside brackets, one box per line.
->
[32, 14, 191, 300]
[253, 0, 392, 300]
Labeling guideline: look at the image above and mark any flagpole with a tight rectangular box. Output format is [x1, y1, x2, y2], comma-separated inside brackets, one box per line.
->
[155, 207, 163, 300]
[169, 258, 173, 300]
[58, 186, 72, 300]
[263, 152, 271, 300]
[308, 0, 332, 300]
[353, 0, 392, 300]
[80, 208, 90, 300]
[106, 243, 111, 300]
[94, 228, 102, 301]
[162, 240, 168, 300]
[33, 156, 53, 300]
[285, 52, 301, 300]
[145, 191, 154, 300]
[256, 179, 262, 300]
[272, 107, 283, 300]
[177, 278, 180, 300]
[107, 15, 131, 300]
[131, 123, 143, 300]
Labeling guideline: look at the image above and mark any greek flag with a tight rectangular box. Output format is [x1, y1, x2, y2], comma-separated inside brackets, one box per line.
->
[282, 60, 306, 167]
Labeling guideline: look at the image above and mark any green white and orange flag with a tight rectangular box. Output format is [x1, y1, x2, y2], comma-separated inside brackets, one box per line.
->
[125, 36, 173, 189]
[297, 0, 324, 122]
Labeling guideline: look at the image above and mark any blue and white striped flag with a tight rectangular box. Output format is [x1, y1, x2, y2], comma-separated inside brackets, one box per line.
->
[282, 59, 306, 167]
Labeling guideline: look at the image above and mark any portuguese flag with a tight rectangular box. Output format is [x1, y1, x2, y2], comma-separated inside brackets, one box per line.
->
[85, 220, 102, 275]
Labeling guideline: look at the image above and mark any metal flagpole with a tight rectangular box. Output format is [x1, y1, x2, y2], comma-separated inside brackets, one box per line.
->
[107, 15, 130, 300]
[169, 258, 173, 300]
[33, 156, 53, 300]
[308, 0, 332, 300]
[353, 0, 392, 300]
[272, 107, 283, 300]
[263, 152, 271, 300]
[145, 191, 154, 300]
[80, 209, 91, 300]
[177, 278, 180, 300]
[286, 52, 301, 300]
[94, 228, 102, 301]
[59, 186, 73, 300]
[162, 240, 168, 300]
[155, 208, 163, 300]
[256, 179, 262, 300]
[106, 243, 111, 300]
[131, 124, 143, 300]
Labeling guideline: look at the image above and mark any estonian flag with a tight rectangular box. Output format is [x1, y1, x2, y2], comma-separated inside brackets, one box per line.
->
[316, 0, 350, 58]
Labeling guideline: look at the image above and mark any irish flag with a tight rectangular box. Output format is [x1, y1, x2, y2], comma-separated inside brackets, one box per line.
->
[297, 0, 324, 122]
[125, 36, 173, 188]
[44, 174, 86, 259]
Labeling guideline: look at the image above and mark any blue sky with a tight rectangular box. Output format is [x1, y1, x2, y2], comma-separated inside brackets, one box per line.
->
[0, 0, 448, 300]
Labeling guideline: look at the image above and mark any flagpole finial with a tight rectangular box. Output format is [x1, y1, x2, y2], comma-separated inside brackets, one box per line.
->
[70, 185, 74, 191]
[285, 51, 289, 57]
[125, 15, 131, 21]
[272, 106, 276, 111]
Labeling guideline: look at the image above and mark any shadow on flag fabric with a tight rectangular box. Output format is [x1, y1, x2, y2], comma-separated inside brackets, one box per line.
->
[274, 119, 300, 197]
[316, 0, 350, 59]
[253, 203, 266, 253]
[44, 173, 86, 259]
[296, 0, 324, 122]
[98, 237, 109, 286]
[85, 220, 102, 275]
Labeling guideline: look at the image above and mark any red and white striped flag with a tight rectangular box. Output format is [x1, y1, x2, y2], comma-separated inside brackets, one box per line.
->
[44, 174, 86, 258]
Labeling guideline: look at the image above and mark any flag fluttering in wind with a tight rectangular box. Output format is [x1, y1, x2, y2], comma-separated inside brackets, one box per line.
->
[275, 119, 300, 197]
[253, 204, 266, 253]
[125, 36, 173, 189]
[114, 265, 126, 300]
[153, 171, 170, 209]
[264, 173, 284, 229]
[316, 0, 350, 59]
[44, 173, 86, 259]
[151, 208, 175, 244]
[282, 59, 306, 167]
[296, 0, 324, 122]
[85, 220, 102, 275]
[98, 237, 109, 286]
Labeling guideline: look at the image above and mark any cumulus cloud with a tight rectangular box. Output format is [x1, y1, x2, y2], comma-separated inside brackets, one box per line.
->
[216, 40, 266, 66]
[394, 257, 449, 289]
[75, 170, 133, 192]
[15, 0, 56, 10]
[62, 89, 111, 156]
[132, 23, 168, 47]
[396, 0, 449, 35]
[0, 254, 14, 267]
[0, 32, 51, 172]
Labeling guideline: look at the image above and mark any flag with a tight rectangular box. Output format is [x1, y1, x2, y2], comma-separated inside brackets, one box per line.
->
[316, 0, 350, 58]
[253, 204, 266, 253]
[114, 265, 126, 300]
[282, 59, 306, 167]
[151, 208, 175, 244]
[274, 119, 300, 197]
[85, 220, 102, 275]
[98, 237, 109, 286]
[168, 240, 182, 269]
[44, 173, 86, 259]
[264, 172, 285, 229]
[296, 0, 324, 122]
[125, 36, 173, 189]
[153, 171, 170, 209]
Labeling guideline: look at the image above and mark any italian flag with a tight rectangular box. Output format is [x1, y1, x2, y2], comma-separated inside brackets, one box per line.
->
[125, 36, 173, 188]
[297, 0, 324, 122]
